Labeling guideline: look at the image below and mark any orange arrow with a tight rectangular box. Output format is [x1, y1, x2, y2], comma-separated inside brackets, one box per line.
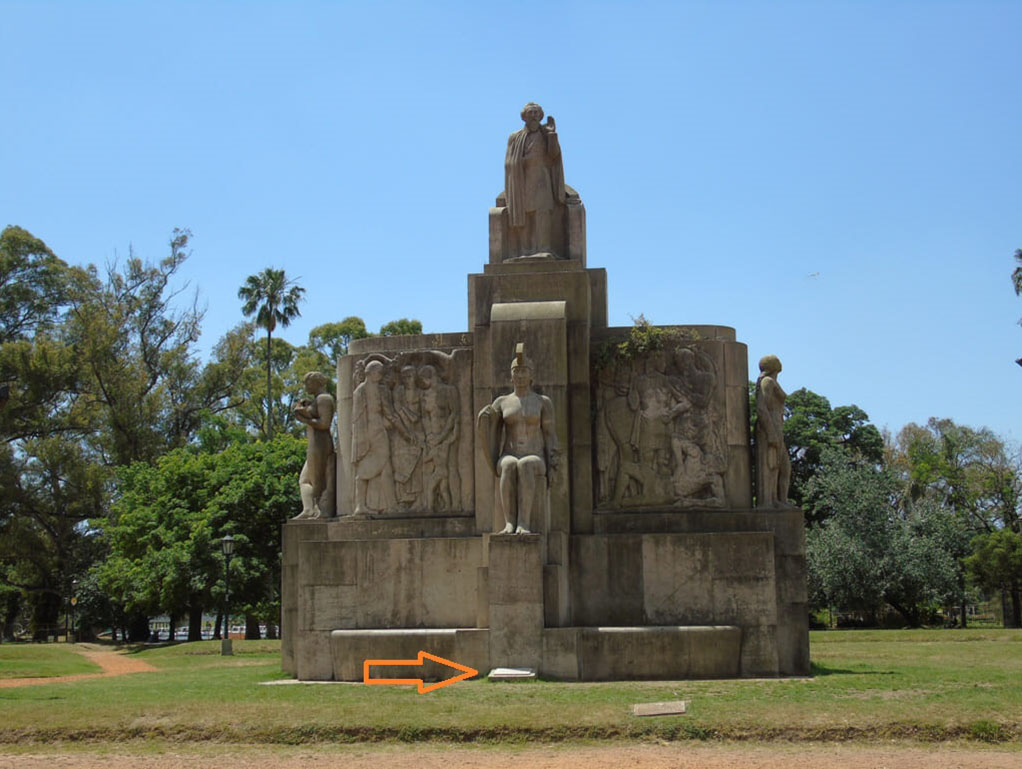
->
[363, 650, 478, 694]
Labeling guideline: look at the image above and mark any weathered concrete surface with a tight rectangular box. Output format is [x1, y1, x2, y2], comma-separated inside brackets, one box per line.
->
[331, 628, 489, 682]
[540, 626, 741, 681]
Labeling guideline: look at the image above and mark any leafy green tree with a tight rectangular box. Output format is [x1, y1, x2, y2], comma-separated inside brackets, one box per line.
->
[379, 318, 422, 337]
[96, 432, 304, 640]
[805, 451, 965, 627]
[64, 229, 246, 465]
[0, 226, 69, 344]
[309, 316, 369, 359]
[238, 268, 305, 439]
[893, 418, 1020, 534]
[0, 437, 106, 638]
[781, 388, 884, 522]
[222, 324, 330, 440]
[966, 529, 1022, 627]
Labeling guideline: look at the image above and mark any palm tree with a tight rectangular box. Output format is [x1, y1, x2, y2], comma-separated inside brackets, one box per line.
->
[238, 268, 305, 438]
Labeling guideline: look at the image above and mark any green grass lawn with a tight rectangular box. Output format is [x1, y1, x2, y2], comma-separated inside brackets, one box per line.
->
[0, 643, 102, 679]
[0, 629, 1019, 744]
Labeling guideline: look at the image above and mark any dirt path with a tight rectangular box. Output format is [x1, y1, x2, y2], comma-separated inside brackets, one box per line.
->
[0, 644, 156, 689]
[1, 744, 1019, 769]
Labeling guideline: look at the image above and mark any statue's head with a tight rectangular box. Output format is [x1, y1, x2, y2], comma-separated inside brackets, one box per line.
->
[304, 371, 328, 393]
[758, 355, 782, 377]
[400, 365, 416, 385]
[521, 102, 544, 131]
[675, 347, 695, 372]
[510, 347, 535, 389]
[365, 360, 385, 382]
[418, 364, 436, 388]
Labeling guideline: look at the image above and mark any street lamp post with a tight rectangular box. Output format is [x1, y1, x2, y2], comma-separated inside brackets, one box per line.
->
[221, 534, 235, 656]
[70, 579, 78, 643]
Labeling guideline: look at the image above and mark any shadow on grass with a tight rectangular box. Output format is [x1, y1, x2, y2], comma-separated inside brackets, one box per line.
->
[810, 661, 896, 677]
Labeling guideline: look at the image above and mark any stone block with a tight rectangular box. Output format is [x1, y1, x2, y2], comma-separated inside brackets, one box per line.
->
[709, 533, 774, 580]
[775, 602, 810, 676]
[776, 554, 808, 604]
[640, 535, 714, 625]
[331, 628, 473, 682]
[354, 538, 482, 628]
[476, 566, 489, 628]
[544, 563, 570, 627]
[588, 269, 608, 329]
[455, 628, 491, 676]
[297, 541, 358, 586]
[723, 342, 749, 389]
[689, 626, 742, 678]
[487, 534, 544, 605]
[767, 510, 807, 557]
[546, 530, 568, 565]
[489, 602, 543, 669]
[570, 535, 645, 626]
[296, 630, 334, 680]
[739, 624, 779, 677]
[301, 585, 357, 631]
[711, 576, 778, 626]
[541, 627, 580, 680]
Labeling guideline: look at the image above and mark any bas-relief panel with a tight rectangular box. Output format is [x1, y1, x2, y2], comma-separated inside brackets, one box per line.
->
[594, 345, 726, 511]
[350, 349, 472, 517]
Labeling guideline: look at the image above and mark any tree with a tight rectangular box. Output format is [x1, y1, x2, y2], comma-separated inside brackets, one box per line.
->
[0, 437, 106, 638]
[0, 226, 70, 344]
[97, 432, 304, 640]
[781, 388, 884, 522]
[893, 418, 1020, 535]
[805, 451, 965, 627]
[238, 269, 305, 439]
[379, 318, 422, 337]
[966, 529, 1022, 627]
[64, 229, 246, 466]
[308, 317, 369, 360]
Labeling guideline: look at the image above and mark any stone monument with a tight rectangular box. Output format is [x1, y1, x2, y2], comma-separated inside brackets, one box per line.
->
[281, 104, 810, 681]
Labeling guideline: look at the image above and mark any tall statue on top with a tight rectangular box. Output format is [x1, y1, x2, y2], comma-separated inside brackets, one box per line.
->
[493, 103, 585, 263]
[505, 102, 565, 259]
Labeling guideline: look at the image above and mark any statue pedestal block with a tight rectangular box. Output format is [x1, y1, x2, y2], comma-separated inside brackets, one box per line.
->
[487, 533, 544, 670]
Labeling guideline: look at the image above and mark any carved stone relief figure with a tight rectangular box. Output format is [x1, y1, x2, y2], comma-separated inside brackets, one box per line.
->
[348, 350, 468, 516]
[594, 345, 726, 510]
[391, 365, 425, 508]
[419, 364, 461, 513]
[755, 354, 792, 509]
[292, 371, 336, 520]
[352, 360, 397, 515]
[477, 344, 559, 534]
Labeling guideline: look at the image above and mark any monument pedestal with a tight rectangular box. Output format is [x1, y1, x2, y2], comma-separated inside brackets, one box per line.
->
[486, 533, 544, 671]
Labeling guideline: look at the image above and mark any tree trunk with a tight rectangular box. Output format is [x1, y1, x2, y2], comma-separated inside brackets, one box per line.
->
[31, 591, 61, 641]
[187, 602, 203, 641]
[168, 612, 177, 642]
[888, 601, 921, 628]
[127, 612, 150, 643]
[213, 611, 222, 640]
[266, 328, 273, 439]
[245, 613, 261, 640]
[1010, 587, 1022, 628]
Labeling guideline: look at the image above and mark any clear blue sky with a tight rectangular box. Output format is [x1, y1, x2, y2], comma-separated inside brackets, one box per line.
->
[2, 1, 1020, 442]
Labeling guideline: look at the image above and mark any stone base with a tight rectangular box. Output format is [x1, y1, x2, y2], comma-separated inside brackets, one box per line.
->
[329, 625, 741, 682]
